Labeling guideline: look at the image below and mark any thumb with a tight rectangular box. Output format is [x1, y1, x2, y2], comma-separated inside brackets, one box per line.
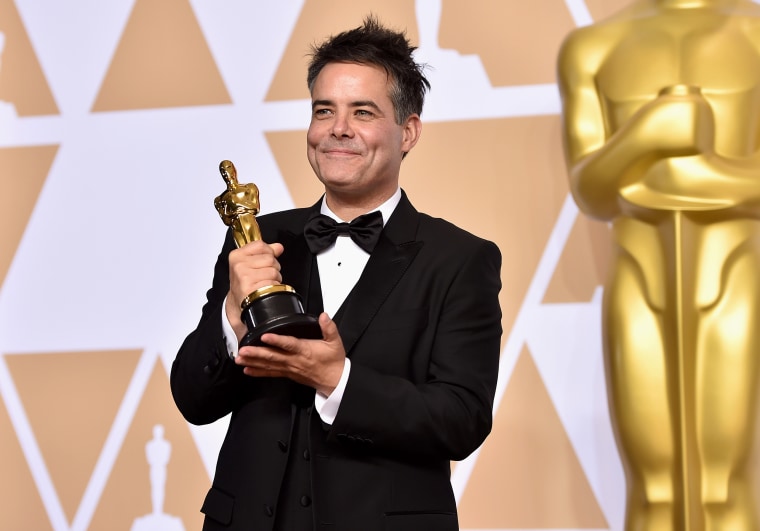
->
[269, 242, 285, 258]
[318, 312, 340, 342]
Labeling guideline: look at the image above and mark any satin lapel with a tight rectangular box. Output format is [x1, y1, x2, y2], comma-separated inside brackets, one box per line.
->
[334, 192, 423, 354]
[279, 230, 313, 298]
[274, 202, 321, 308]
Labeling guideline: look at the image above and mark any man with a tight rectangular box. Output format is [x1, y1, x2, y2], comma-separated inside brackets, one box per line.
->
[172, 16, 502, 531]
[558, 1, 760, 529]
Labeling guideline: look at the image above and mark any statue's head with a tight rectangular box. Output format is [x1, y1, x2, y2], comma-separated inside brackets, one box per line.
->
[219, 160, 237, 187]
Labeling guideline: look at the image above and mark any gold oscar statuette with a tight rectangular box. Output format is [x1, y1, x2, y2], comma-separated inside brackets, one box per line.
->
[214, 160, 321, 347]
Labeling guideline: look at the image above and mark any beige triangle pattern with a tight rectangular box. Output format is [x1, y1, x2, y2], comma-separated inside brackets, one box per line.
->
[543, 214, 611, 303]
[91, 0, 231, 112]
[584, 0, 638, 22]
[4, 350, 142, 523]
[0, 380, 52, 530]
[438, 0, 577, 85]
[0, 0, 59, 116]
[90, 357, 208, 529]
[0, 145, 59, 292]
[265, 129, 321, 206]
[267, 115, 569, 346]
[265, 0, 419, 102]
[458, 346, 609, 528]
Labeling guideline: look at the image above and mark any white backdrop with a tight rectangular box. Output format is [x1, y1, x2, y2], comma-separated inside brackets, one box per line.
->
[0, 0, 643, 529]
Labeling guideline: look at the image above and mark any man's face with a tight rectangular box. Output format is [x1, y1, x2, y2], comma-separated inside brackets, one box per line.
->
[307, 61, 420, 206]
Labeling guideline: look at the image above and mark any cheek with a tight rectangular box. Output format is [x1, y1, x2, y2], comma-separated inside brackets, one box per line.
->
[306, 128, 319, 162]
[306, 125, 319, 149]
[306, 144, 318, 175]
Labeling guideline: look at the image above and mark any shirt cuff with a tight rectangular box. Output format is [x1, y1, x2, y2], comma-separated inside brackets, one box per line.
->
[314, 357, 351, 425]
[221, 296, 239, 359]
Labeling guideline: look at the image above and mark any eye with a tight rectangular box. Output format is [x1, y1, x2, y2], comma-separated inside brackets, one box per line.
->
[313, 108, 333, 118]
[355, 109, 374, 118]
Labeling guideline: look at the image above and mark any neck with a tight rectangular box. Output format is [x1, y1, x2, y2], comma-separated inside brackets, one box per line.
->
[324, 188, 397, 222]
[325, 197, 384, 222]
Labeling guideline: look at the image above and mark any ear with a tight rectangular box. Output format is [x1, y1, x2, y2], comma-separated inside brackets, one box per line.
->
[400, 114, 422, 155]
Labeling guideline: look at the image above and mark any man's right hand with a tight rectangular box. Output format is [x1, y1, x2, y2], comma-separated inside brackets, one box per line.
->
[225, 241, 285, 341]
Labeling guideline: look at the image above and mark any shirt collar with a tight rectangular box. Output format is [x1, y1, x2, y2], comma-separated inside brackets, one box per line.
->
[319, 188, 401, 227]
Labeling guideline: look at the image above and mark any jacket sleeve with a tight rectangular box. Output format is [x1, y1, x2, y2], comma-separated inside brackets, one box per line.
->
[170, 230, 252, 425]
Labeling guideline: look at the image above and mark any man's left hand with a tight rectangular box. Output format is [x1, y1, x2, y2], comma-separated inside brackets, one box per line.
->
[235, 313, 346, 396]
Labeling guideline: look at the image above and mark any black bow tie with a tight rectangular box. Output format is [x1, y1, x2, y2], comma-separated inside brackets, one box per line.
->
[304, 211, 384, 254]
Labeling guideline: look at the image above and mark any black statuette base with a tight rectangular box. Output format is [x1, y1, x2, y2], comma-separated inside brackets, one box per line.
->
[240, 289, 322, 347]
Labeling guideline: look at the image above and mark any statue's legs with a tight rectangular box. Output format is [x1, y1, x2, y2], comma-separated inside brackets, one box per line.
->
[697, 247, 760, 530]
[232, 213, 262, 247]
[606, 219, 760, 531]
[604, 251, 679, 530]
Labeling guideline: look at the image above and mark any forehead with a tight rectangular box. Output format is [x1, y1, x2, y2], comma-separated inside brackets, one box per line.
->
[311, 62, 391, 100]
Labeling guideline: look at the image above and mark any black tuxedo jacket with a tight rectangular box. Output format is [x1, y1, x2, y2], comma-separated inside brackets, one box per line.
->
[171, 191, 502, 531]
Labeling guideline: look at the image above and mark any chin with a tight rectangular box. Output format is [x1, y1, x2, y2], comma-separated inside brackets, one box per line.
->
[318, 172, 359, 188]
[322, 181, 358, 195]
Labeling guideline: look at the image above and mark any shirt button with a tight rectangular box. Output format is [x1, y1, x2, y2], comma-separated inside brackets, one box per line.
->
[302, 449, 310, 461]
[264, 504, 274, 517]
[300, 495, 312, 507]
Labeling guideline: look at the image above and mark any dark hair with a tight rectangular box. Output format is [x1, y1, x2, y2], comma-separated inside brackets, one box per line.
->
[307, 15, 430, 125]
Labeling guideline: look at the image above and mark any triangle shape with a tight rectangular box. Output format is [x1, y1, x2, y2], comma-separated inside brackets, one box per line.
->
[0, 382, 52, 530]
[0, 145, 59, 291]
[91, 0, 231, 112]
[265, 0, 419, 102]
[543, 213, 610, 303]
[5, 350, 142, 523]
[90, 357, 208, 530]
[458, 346, 609, 528]
[585, 0, 638, 22]
[0, 0, 59, 116]
[438, 0, 578, 85]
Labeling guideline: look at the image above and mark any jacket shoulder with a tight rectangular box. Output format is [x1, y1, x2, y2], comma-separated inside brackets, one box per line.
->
[417, 213, 500, 255]
[256, 206, 315, 240]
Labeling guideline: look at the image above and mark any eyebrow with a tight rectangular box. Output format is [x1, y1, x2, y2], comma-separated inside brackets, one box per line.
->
[312, 99, 382, 112]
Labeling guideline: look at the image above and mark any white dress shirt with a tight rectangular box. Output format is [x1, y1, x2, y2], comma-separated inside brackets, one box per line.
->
[221, 188, 401, 424]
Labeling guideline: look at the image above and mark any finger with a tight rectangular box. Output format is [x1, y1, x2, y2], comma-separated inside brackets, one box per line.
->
[236, 241, 284, 261]
[242, 362, 283, 379]
[269, 242, 284, 257]
[236, 345, 280, 368]
[236, 345, 299, 381]
[258, 332, 300, 353]
[236, 239, 273, 256]
[230, 249, 282, 272]
[256, 315, 336, 348]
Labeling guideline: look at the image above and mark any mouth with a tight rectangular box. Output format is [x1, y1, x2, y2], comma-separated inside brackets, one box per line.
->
[323, 148, 359, 156]
[319, 141, 360, 154]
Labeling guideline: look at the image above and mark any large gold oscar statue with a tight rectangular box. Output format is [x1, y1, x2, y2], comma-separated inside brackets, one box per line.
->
[558, 1, 760, 529]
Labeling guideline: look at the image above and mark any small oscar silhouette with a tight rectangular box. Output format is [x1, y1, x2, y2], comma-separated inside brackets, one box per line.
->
[214, 160, 322, 347]
[130, 425, 184, 531]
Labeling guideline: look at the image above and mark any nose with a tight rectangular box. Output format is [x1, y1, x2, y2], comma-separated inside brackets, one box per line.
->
[330, 111, 353, 138]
